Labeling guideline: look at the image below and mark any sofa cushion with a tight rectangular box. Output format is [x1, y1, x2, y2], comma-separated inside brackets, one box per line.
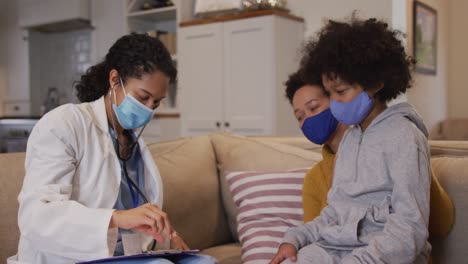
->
[249, 136, 321, 153]
[0, 152, 26, 263]
[429, 118, 468, 140]
[148, 136, 231, 251]
[429, 140, 468, 157]
[430, 156, 468, 264]
[226, 169, 307, 264]
[201, 243, 242, 264]
[210, 134, 322, 241]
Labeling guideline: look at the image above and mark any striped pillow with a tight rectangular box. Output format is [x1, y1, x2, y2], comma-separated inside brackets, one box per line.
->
[226, 169, 308, 264]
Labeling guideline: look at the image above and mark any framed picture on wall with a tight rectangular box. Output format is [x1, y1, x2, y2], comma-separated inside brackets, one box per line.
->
[413, 1, 437, 75]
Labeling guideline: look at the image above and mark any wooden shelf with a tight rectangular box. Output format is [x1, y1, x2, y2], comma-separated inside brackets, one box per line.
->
[153, 112, 180, 119]
[127, 6, 176, 22]
[180, 9, 304, 27]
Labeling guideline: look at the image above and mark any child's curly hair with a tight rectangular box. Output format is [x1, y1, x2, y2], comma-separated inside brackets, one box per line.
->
[300, 16, 416, 102]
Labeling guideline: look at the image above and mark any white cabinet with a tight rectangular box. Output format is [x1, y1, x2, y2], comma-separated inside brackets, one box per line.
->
[178, 23, 224, 135]
[4, 102, 31, 116]
[18, 0, 90, 29]
[3, 0, 30, 116]
[179, 14, 304, 136]
[223, 17, 275, 135]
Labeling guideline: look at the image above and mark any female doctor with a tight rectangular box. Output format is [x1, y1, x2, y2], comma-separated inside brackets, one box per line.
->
[10, 34, 217, 264]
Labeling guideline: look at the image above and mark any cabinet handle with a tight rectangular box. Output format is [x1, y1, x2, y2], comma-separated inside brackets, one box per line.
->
[14, 105, 20, 111]
[224, 122, 230, 128]
[187, 33, 215, 40]
[232, 28, 262, 35]
[216, 122, 221, 128]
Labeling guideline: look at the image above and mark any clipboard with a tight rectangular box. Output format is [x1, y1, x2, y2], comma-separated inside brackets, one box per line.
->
[76, 249, 201, 263]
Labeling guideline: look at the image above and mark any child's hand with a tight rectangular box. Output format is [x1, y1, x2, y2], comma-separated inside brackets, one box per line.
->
[269, 243, 297, 264]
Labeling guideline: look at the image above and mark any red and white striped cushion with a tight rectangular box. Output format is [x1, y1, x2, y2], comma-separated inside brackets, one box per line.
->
[226, 169, 308, 264]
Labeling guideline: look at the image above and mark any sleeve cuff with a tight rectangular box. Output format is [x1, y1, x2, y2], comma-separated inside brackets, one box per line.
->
[107, 228, 118, 256]
[281, 232, 301, 250]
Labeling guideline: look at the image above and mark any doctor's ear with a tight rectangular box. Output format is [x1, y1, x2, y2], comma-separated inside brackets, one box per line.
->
[111, 81, 120, 89]
[108, 69, 120, 89]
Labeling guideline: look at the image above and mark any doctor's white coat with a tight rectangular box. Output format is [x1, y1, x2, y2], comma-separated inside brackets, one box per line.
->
[9, 96, 163, 264]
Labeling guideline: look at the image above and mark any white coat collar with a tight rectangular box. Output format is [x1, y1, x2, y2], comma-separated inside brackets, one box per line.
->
[88, 96, 111, 133]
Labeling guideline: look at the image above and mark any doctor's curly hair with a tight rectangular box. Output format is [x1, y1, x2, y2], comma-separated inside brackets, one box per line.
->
[299, 16, 416, 103]
[74, 33, 177, 102]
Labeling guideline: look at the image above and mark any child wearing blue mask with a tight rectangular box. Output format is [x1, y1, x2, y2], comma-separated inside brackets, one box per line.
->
[271, 17, 433, 264]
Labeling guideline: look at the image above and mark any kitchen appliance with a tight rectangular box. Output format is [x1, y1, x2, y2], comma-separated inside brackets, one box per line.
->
[0, 118, 39, 153]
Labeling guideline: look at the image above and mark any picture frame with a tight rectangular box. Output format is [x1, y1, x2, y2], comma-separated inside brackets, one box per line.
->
[413, 1, 437, 75]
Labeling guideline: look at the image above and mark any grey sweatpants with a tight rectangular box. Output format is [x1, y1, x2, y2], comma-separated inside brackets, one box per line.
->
[281, 244, 350, 264]
[281, 244, 430, 264]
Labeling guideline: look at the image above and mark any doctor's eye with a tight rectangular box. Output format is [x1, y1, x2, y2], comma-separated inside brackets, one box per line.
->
[153, 100, 162, 109]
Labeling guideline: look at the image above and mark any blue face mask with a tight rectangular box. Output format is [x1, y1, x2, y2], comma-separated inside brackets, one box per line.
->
[330, 91, 374, 126]
[112, 78, 153, 130]
[301, 108, 339, 145]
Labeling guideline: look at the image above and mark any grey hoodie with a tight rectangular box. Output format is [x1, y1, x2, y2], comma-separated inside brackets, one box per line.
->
[282, 103, 431, 264]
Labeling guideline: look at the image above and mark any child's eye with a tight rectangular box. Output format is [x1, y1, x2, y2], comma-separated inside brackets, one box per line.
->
[337, 90, 346, 95]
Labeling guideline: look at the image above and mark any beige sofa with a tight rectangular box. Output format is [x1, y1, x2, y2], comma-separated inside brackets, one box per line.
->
[1, 133, 468, 264]
[429, 118, 468, 140]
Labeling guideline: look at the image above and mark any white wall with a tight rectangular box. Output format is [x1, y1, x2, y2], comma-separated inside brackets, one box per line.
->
[448, 0, 468, 119]
[287, 0, 393, 38]
[0, 0, 7, 116]
[288, 0, 450, 133]
[405, 0, 449, 132]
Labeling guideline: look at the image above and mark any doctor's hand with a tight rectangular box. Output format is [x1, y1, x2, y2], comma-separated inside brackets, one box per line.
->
[269, 243, 297, 264]
[109, 203, 174, 243]
[170, 232, 190, 250]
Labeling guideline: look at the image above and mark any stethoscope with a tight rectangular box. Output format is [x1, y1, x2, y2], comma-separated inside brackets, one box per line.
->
[109, 81, 158, 250]
[109, 80, 149, 206]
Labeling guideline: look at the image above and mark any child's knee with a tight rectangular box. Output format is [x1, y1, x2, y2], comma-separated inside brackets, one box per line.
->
[176, 254, 218, 264]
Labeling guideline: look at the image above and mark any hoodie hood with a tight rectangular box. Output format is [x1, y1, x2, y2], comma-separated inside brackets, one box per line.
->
[366, 102, 428, 138]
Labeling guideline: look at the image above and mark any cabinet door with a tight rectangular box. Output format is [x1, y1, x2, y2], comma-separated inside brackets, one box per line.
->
[223, 17, 274, 135]
[6, 0, 30, 103]
[178, 23, 224, 136]
[4, 102, 31, 117]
